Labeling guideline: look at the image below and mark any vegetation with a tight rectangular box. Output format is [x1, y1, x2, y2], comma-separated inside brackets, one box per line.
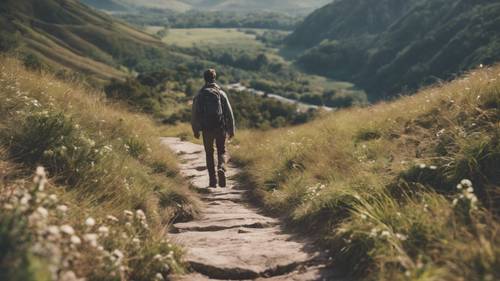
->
[0, 57, 198, 281]
[103, 68, 316, 129]
[231, 65, 500, 279]
[82, 0, 331, 15]
[119, 10, 300, 30]
[287, 0, 500, 99]
[0, 0, 179, 83]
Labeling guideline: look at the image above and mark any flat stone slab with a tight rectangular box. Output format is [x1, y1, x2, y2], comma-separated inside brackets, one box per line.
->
[172, 265, 342, 281]
[171, 227, 319, 279]
[161, 138, 336, 280]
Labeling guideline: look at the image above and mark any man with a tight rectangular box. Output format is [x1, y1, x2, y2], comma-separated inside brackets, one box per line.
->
[191, 69, 235, 188]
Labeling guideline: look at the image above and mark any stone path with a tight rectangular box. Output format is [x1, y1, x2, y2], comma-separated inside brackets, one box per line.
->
[161, 138, 340, 281]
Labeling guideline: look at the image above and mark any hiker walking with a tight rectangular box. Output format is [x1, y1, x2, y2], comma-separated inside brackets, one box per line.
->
[191, 69, 235, 188]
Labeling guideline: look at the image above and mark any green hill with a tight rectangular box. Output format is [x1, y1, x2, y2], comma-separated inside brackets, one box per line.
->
[0, 0, 168, 83]
[287, 0, 500, 99]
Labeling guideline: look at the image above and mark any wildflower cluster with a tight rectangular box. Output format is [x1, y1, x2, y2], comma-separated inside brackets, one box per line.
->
[304, 183, 326, 201]
[0, 167, 178, 280]
[452, 179, 479, 211]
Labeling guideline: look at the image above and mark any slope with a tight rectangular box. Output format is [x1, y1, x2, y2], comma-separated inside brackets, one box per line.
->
[0, 0, 167, 83]
[287, 0, 500, 99]
[232, 64, 500, 279]
[0, 56, 199, 280]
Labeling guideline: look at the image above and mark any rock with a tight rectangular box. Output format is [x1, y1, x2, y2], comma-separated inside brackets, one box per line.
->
[161, 138, 337, 280]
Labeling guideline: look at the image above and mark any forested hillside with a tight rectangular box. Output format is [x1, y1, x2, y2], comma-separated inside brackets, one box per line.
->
[287, 0, 500, 99]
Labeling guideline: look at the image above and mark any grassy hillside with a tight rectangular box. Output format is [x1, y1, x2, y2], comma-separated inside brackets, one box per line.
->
[0, 0, 169, 83]
[231, 65, 500, 279]
[0, 57, 198, 281]
[287, 0, 500, 99]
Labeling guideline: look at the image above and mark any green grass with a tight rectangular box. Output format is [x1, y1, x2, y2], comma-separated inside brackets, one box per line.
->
[0, 57, 198, 280]
[150, 27, 265, 50]
[231, 65, 500, 280]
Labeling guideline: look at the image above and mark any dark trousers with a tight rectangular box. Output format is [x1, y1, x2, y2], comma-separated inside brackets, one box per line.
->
[202, 129, 226, 185]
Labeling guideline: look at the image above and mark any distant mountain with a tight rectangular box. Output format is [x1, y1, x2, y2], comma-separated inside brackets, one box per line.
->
[287, 0, 500, 99]
[0, 0, 168, 82]
[81, 0, 332, 15]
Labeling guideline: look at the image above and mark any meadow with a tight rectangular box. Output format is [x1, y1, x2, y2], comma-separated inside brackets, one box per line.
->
[231, 65, 500, 280]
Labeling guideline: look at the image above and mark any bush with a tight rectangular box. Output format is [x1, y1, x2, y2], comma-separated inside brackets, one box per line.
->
[22, 53, 44, 72]
[7, 111, 107, 188]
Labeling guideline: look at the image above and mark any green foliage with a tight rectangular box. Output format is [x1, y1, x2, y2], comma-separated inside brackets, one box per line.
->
[228, 90, 317, 129]
[22, 53, 44, 72]
[0, 211, 35, 281]
[119, 10, 300, 30]
[289, 0, 500, 99]
[0, 24, 20, 52]
[5, 111, 112, 190]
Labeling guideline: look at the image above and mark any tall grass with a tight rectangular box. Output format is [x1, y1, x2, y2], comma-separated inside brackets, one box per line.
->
[0, 57, 198, 281]
[232, 65, 500, 280]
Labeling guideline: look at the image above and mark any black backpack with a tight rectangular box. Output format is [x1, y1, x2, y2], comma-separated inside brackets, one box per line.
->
[200, 87, 225, 130]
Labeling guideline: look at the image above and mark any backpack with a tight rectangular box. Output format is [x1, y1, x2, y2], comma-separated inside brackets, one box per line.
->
[200, 86, 225, 130]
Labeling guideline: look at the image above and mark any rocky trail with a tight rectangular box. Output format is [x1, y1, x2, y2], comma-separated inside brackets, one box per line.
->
[162, 138, 342, 281]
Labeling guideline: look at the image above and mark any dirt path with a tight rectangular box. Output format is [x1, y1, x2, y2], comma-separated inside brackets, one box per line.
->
[162, 138, 340, 281]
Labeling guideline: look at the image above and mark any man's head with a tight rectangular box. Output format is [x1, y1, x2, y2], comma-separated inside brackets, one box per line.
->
[204, 69, 217, 84]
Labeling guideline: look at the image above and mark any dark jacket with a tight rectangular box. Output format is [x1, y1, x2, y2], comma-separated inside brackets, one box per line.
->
[191, 83, 235, 136]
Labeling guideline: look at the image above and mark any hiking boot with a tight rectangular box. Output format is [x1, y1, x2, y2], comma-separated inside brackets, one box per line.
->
[218, 170, 226, 188]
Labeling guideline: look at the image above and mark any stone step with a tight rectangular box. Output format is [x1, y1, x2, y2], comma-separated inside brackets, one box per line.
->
[171, 227, 320, 280]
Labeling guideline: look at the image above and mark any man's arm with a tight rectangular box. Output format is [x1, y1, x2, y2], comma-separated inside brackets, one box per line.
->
[220, 91, 235, 138]
[191, 94, 202, 138]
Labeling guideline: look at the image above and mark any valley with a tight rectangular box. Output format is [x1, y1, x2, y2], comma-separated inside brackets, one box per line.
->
[0, 1, 499, 281]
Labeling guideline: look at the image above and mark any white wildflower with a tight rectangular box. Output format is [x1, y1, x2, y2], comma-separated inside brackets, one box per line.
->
[135, 209, 146, 221]
[85, 217, 96, 227]
[20, 194, 32, 206]
[155, 273, 165, 281]
[59, 271, 84, 281]
[60, 225, 75, 235]
[380, 230, 391, 238]
[460, 179, 473, 187]
[418, 163, 426, 169]
[429, 165, 437, 170]
[36, 207, 49, 218]
[106, 215, 119, 222]
[123, 210, 134, 219]
[70, 235, 82, 245]
[452, 198, 459, 206]
[48, 194, 58, 203]
[467, 187, 474, 193]
[456, 184, 463, 190]
[112, 249, 124, 264]
[395, 233, 408, 241]
[83, 233, 99, 247]
[98, 226, 109, 236]
[57, 204, 69, 214]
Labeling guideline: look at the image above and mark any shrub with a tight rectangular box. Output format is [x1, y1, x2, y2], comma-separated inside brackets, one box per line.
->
[22, 53, 44, 72]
